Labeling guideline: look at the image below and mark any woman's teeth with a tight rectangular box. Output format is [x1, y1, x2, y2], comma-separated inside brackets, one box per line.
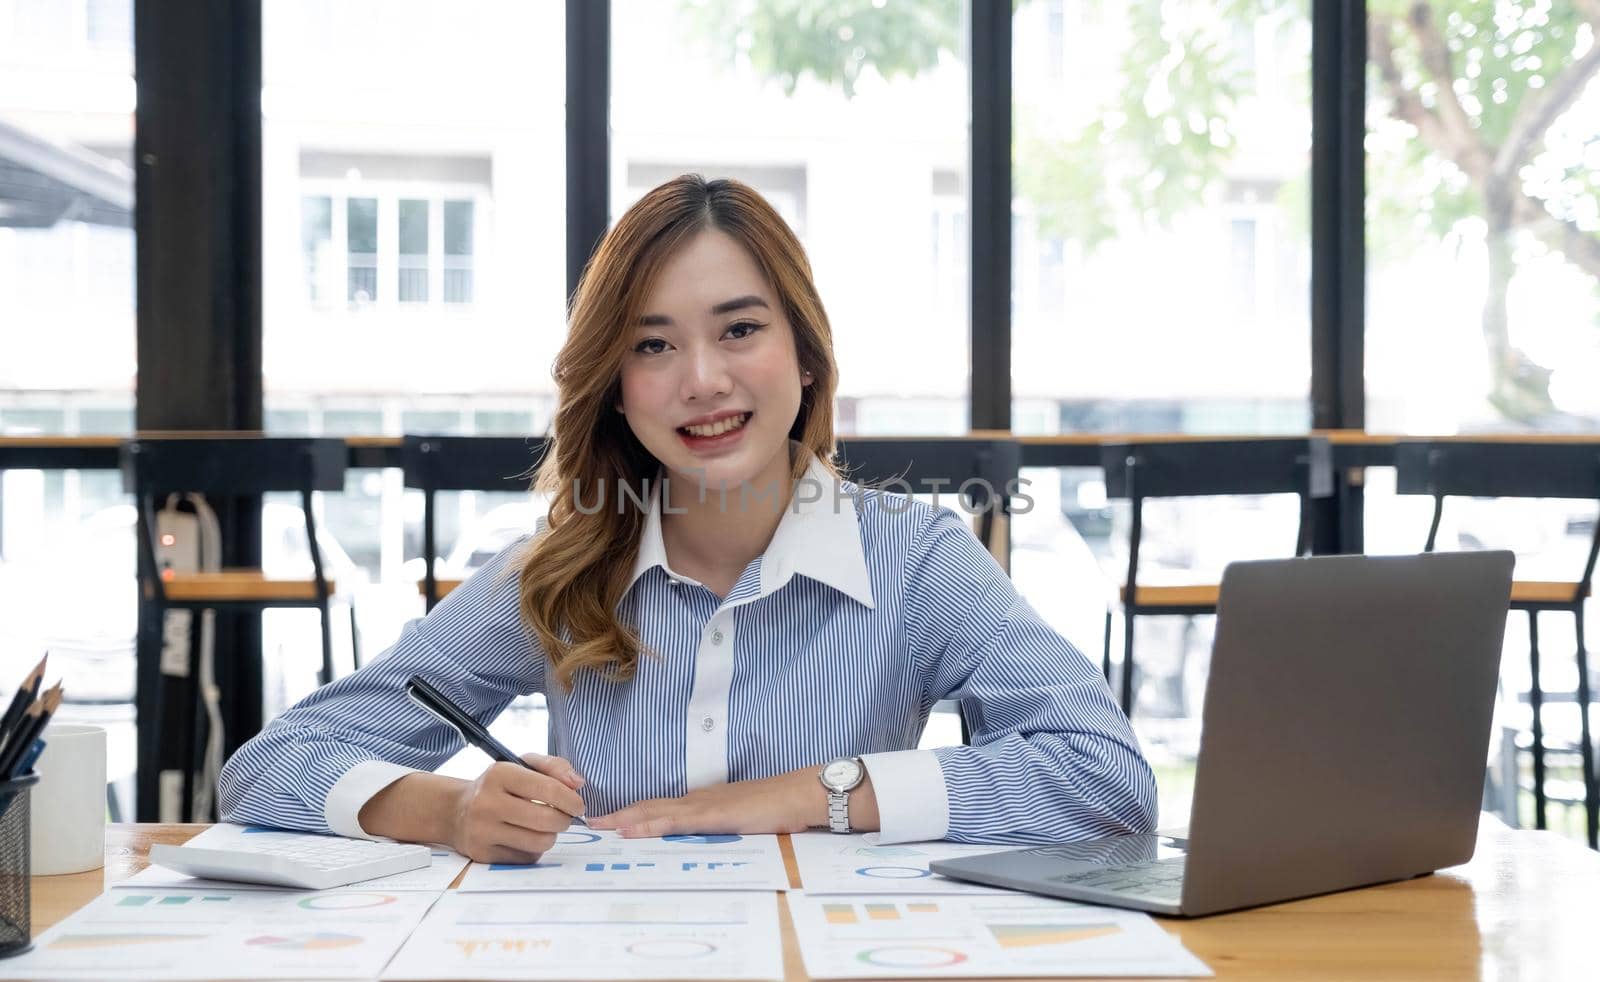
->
[681, 413, 751, 438]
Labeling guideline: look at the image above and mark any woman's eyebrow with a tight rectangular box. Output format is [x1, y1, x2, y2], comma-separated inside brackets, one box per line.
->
[638, 295, 770, 326]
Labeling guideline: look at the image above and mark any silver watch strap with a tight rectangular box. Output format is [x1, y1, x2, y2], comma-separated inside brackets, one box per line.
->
[827, 790, 851, 833]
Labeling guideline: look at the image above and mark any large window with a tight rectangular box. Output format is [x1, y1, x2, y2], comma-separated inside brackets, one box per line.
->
[1366, 1, 1600, 434]
[0, 0, 136, 420]
[1007, 0, 1314, 825]
[1010, 0, 1312, 438]
[0, 0, 136, 816]
[1362, 1, 1600, 840]
[262, 0, 565, 715]
[611, 0, 971, 436]
[263, 0, 565, 422]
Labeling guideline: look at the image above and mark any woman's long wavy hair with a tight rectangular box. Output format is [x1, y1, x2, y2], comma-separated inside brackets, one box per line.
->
[519, 175, 840, 690]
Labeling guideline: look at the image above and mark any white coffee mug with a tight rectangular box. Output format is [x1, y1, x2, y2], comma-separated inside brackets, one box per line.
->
[26, 723, 106, 875]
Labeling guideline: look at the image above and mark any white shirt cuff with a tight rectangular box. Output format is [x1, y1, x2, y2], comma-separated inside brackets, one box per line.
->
[859, 749, 949, 844]
[325, 760, 424, 840]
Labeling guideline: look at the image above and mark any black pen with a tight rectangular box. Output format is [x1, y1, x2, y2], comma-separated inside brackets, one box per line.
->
[405, 675, 586, 825]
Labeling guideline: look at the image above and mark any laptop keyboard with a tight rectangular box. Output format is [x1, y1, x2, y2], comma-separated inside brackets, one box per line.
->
[1045, 855, 1187, 902]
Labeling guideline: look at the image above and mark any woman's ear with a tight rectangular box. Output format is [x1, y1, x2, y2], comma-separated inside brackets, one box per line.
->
[801, 371, 814, 386]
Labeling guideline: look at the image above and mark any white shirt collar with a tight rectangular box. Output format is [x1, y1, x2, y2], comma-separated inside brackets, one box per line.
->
[628, 451, 876, 609]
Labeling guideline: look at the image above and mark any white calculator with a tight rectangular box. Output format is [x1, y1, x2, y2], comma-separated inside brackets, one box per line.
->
[148, 834, 432, 890]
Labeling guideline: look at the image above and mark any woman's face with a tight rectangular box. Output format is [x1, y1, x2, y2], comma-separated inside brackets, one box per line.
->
[618, 228, 811, 495]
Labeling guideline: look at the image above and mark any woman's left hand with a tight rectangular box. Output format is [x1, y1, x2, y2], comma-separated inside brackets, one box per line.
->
[588, 766, 844, 837]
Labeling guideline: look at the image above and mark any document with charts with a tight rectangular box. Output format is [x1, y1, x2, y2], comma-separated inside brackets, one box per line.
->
[118, 823, 470, 893]
[789, 831, 1035, 894]
[789, 893, 1211, 978]
[455, 829, 789, 892]
[0, 887, 438, 980]
[381, 890, 784, 980]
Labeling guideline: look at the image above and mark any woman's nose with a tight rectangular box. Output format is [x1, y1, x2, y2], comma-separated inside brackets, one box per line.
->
[681, 344, 732, 399]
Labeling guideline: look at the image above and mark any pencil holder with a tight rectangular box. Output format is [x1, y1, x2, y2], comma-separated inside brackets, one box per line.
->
[0, 771, 39, 959]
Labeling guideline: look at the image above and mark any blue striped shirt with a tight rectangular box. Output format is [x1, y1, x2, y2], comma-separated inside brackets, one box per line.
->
[219, 452, 1157, 844]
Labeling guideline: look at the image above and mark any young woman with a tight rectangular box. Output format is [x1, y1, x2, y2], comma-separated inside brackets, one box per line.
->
[219, 175, 1155, 863]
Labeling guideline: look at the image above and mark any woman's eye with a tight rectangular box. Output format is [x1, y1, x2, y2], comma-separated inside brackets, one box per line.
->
[634, 338, 668, 355]
[726, 321, 763, 340]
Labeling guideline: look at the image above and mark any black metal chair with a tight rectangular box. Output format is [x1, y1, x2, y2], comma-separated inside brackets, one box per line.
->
[400, 435, 549, 610]
[122, 437, 346, 822]
[1101, 437, 1334, 718]
[1395, 440, 1599, 848]
[122, 437, 348, 682]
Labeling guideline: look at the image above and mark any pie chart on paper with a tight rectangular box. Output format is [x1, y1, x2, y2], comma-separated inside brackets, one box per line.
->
[296, 893, 397, 911]
[662, 833, 743, 845]
[854, 865, 931, 879]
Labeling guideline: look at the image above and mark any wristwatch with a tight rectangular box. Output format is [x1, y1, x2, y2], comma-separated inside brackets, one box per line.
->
[818, 757, 865, 833]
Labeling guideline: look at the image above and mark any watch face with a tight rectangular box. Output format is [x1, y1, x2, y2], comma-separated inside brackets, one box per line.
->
[822, 758, 862, 790]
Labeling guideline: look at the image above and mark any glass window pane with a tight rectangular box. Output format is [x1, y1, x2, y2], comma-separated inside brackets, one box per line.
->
[1008, 0, 1313, 828]
[265, 1, 564, 716]
[0, 9, 136, 428]
[1366, 2, 1600, 433]
[264, 0, 563, 424]
[1, 4, 138, 799]
[86, 0, 133, 49]
[443, 199, 473, 303]
[398, 198, 429, 303]
[611, 0, 970, 435]
[0, 0, 136, 800]
[346, 197, 379, 303]
[443, 200, 473, 255]
[301, 195, 332, 303]
[1010, 1, 1311, 438]
[1363, 3, 1600, 841]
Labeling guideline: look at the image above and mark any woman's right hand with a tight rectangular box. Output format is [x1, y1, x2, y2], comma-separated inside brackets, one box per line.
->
[447, 753, 587, 863]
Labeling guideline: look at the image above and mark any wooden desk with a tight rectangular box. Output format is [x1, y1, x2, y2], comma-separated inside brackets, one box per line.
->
[29, 823, 1600, 980]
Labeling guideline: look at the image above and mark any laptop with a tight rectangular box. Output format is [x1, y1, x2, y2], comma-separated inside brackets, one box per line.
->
[930, 551, 1515, 917]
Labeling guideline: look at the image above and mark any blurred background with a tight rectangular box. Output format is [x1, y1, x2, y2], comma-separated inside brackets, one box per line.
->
[1, 0, 1597, 842]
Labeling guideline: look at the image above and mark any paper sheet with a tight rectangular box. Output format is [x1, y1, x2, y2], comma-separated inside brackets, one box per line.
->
[789, 831, 1034, 894]
[455, 829, 789, 892]
[788, 893, 1212, 978]
[120, 823, 469, 893]
[0, 887, 440, 980]
[381, 890, 784, 980]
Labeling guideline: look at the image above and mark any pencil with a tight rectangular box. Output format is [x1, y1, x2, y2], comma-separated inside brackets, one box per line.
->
[0, 653, 47, 748]
[0, 702, 42, 782]
[0, 685, 60, 780]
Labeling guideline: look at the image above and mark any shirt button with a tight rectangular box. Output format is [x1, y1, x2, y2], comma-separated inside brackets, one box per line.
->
[667, 578, 680, 588]
[712, 630, 724, 645]
[700, 716, 716, 732]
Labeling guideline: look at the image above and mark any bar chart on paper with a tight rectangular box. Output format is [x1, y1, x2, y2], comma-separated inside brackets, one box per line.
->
[456, 830, 788, 892]
[788, 832, 1033, 894]
[788, 894, 1212, 978]
[0, 888, 438, 980]
[381, 891, 785, 980]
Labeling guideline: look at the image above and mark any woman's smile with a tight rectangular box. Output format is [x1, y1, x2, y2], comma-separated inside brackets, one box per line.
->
[677, 411, 753, 452]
